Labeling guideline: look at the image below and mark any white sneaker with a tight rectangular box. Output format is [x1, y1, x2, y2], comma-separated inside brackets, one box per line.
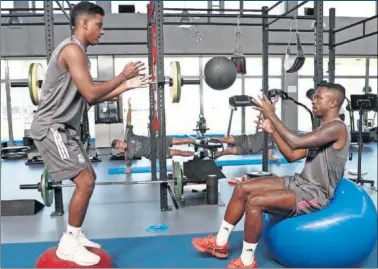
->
[79, 231, 101, 248]
[56, 233, 100, 266]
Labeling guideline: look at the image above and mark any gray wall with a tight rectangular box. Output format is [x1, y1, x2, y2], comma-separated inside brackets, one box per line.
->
[1, 12, 377, 57]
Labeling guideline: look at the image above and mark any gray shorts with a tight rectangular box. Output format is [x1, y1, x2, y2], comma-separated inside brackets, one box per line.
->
[283, 174, 328, 216]
[33, 124, 96, 182]
[157, 136, 174, 157]
[233, 132, 273, 155]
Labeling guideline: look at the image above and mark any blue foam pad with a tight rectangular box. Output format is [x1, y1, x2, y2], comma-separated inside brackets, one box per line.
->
[108, 157, 294, 174]
[262, 178, 377, 268]
[109, 165, 173, 174]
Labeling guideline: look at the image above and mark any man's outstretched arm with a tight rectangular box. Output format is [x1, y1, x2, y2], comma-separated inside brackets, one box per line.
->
[61, 45, 146, 105]
[271, 130, 308, 162]
[253, 95, 345, 150]
[257, 118, 307, 162]
[126, 98, 132, 125]
[266, 113, 344, 150]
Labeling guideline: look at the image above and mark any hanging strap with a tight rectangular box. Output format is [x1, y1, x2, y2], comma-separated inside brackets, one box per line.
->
[286, 17, 301, 55]
[233, 14, 244, 57]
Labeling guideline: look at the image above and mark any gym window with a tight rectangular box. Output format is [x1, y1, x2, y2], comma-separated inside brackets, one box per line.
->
[334, 58, 367, 77]
[369, 58, 377, 77]
[298, 1, 377, 17]
[30, 1, 96, 14]
[1, 60, 5, 80]
[114, 57, 149, 135]
[0, 1, 14, 14]
[111, 1, 148, 14]
[244, 78, 282, 134]
[7, 59, 48, 80]
[242, 1, 285, 15]
[164, 1, 208, 14]
[203, 76, 242, 134]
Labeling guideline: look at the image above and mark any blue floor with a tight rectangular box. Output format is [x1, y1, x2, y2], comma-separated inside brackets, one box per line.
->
[2, 231, 377, 268]
[1, 143, 377, 268]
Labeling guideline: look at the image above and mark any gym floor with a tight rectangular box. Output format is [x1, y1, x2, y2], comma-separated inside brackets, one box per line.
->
[1, 143, 377, 268]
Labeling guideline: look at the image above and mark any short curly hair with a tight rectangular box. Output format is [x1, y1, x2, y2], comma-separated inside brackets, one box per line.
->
[70, 1, 105, 27]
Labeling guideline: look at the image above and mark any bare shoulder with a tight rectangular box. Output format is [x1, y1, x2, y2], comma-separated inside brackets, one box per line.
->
[59, 44, 87, 68]
[325, 120, 347, 149]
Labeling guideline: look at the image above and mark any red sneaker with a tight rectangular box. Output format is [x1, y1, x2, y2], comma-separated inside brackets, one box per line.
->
[228, 175, 248, 185]
[192, 235, 229, 258]
[228, 258, 258, 268]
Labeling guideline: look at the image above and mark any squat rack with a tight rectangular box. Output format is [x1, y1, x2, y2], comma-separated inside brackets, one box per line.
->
[147, 1, 326, 211]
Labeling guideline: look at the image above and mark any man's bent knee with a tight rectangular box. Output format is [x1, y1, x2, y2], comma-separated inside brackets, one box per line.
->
[233, 181, 256, 199]
[233, 177, 284, 198]
[246, 195, 265, 210]
[73, 168, 96, 193]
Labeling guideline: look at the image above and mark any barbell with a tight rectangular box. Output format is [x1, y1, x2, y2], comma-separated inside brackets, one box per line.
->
[27, 61, 200, 106]
[20, 163, 185, 207]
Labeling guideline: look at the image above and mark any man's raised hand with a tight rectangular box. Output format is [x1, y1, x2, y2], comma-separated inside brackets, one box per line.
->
[122, 61, 146, 79]
[255, 115, 275, 134]
[125, 75, 151, 90]
[251, 94, 276, 118]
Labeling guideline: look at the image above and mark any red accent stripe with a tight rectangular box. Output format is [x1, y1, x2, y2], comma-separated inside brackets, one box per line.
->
[297, 199, 321, 209]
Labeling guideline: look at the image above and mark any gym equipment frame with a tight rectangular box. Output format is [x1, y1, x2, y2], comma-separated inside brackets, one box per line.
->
[147, 1, 326, 211]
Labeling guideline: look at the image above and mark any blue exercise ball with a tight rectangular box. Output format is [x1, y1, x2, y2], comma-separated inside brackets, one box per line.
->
[262, 178, 377, 268]
[204, 56, 237, 90]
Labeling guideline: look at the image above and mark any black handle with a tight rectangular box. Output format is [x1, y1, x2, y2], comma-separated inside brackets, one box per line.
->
[182, 79, 201, 85]
[10, 82, 28, 88]
[20, 184, 39, 190]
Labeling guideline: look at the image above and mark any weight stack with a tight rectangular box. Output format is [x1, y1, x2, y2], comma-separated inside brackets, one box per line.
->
[206, 175, 219, 205]
[1, 199, 44, 216]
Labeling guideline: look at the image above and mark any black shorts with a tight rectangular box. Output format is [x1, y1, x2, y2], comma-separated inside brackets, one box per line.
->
[233, 132, 274, 155]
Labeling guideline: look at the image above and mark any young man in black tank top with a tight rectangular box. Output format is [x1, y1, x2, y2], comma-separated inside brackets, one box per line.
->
[191, 82, 350, 268]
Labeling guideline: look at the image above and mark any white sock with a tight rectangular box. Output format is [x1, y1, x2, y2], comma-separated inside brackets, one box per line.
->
[66, 224, 81, 239]
[216, 220, 235, 246]
[240, 241, 258, 266]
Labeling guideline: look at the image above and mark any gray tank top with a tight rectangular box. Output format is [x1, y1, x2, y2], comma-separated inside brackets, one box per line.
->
[299, 118, 351, 199]
[30, 37, 90, 140]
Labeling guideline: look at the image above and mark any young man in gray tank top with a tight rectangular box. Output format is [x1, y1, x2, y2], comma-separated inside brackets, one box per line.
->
[191, 82, 350, 268]
[29, 2, 150, 266]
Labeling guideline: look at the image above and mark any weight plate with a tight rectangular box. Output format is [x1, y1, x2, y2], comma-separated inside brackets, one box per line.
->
[174, 162, 184, 200]
[41, 167, 53, 207]
[170, 61, 181, 103]
[28, 63, 44, 106]
[247, 171, 273, 178]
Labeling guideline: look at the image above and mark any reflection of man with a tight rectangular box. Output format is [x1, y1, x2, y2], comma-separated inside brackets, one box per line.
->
[209, 96, 279, 161]
[191, 83, 350, 268]
[210, 133, 277, 160]
[111, 99, 195, 173]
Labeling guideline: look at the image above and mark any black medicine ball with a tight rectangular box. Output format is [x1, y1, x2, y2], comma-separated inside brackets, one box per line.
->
[204, 56, 237, 91]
